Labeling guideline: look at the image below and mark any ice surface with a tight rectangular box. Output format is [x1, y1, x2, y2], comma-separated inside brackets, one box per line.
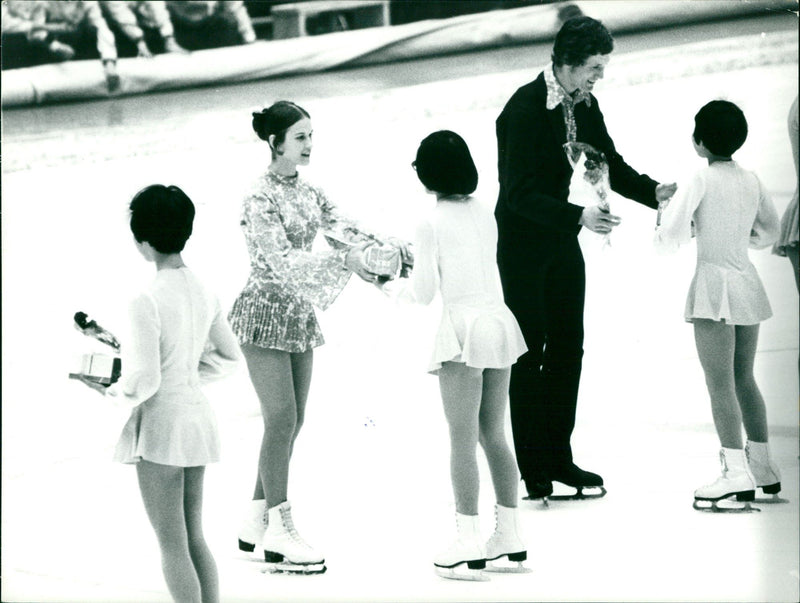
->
[2, 16, 798, 603]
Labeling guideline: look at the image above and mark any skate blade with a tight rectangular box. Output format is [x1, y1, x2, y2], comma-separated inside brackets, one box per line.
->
[692, 499, 761, 513]
[548, 485, 607, 501]
[522, 495, 550, 508]
[263, 562, 327, 575]
[434, 566, 489, 582]
[485, 560, 532, 574]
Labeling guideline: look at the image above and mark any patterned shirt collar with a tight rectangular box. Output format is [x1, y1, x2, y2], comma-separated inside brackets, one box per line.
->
[544, 64, 592, 110]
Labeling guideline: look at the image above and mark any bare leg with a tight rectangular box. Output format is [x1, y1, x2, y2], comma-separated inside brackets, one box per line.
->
[478, 368, 519, 508]
[184, 466, 219, 603]
[137, 460, 201, 603]
[694, 319, 742, 449]
[242, 344, 313, 507]
[733, 324, 769, 443]
[438, 362, 483, 516]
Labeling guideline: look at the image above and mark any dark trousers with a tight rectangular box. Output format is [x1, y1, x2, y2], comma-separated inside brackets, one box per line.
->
[497, 225, 585, 483]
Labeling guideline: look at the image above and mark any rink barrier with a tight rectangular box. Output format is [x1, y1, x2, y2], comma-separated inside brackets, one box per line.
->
[4, 28, 796, 175]
[1, 0, 796, 107]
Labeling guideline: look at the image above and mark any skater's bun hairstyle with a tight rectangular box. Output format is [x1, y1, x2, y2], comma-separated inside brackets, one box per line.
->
[129, 184, 195, 254]
[413, 130, 478, 196]
[252, 101, 310, 158]
[693, 100, 748, 157]
[552, 16, 613, 67]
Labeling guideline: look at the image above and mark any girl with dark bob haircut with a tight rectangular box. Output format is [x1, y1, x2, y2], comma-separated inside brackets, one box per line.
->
[79, 183, 241, 602]
[656, 99, 781, 512]
[551, 16, 613, 67]
[398, 130, 528, 579]
[129, 184, 195, 254]
[414, 130, 478, 196]
[692, 99, 748, 158]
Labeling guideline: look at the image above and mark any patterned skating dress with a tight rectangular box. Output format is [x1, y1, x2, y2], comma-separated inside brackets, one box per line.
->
[655, 162, 780, 324]
[113, 267, 241, 466]
[405, 197, 527, 374]
[228, 170, 372, 352]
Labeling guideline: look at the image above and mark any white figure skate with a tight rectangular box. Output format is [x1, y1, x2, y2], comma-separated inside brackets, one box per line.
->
[238, 499, 268, 555]
[262, 501, 326, 574]
[434, 513, 489, 582]
[746, 440, 788, 504]
[693, 448, 759, 513]
[485, 504, 531, 573]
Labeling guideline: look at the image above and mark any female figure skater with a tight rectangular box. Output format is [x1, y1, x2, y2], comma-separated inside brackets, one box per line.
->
[81, 184, 241, 602]
[393, 131, 528, 579]
[655, 101, 781, 511]
[772, 95, 799, 290]
[229, 101, 410, 573]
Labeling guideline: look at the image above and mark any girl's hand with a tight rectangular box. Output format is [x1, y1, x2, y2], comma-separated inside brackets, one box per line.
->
[386, 237, 414, 269]
[345, 243, 381, 283]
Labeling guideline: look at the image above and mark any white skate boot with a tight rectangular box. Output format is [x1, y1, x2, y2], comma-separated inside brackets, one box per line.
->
[485, 504, 530, 573]
[238, 499, 267, 554]
[693, 448, 759, 513]
[262, 501, 326, 574]
[746, 440, 787, 503]
[433, 513, 488, 581]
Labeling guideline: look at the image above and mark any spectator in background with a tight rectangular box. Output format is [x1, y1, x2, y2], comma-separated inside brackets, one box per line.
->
[100, 1, 187, 58]
[166, 1, 255, 50]
[1, 0, 121, 92]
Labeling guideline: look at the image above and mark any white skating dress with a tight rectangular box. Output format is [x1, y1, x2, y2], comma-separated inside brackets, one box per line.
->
[407, 197, 527, 373]
[113, 267, 241, 466]
[655, 161, 780, 324]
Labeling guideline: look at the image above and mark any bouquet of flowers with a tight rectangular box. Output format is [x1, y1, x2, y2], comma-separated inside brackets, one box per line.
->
[563, 141, 612, 247]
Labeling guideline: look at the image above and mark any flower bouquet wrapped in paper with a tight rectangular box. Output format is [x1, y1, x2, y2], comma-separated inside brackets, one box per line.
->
[563, 141, 612, 247]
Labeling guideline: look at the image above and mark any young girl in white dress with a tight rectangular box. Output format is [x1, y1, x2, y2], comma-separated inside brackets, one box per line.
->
[80, 185, 241, 601]
[394, 131, 528, 578]
[655, 101, 781, 510]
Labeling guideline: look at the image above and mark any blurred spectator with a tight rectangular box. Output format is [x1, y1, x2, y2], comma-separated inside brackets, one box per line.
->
[100, 1, 187, 57]
[166, 1, 256, 50]
[2, 0, 120, 92]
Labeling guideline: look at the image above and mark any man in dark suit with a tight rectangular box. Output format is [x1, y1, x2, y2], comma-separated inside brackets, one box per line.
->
[495, 16, 676, 500]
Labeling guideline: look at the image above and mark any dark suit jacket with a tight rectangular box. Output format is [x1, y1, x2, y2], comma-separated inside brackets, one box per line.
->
[495, 71, 659, 242]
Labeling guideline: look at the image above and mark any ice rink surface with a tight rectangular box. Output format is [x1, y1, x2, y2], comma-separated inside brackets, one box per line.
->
[2, 9, 799, 603]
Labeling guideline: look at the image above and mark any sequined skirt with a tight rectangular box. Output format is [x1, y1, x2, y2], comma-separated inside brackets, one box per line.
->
[228, 287, 324, 353]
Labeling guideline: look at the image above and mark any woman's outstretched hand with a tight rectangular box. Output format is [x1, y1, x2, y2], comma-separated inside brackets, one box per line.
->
[345, 243, 381, 283]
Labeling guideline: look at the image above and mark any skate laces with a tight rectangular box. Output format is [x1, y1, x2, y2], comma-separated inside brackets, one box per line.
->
[719, 450, 729, 476]
[280, 507, 311, 549]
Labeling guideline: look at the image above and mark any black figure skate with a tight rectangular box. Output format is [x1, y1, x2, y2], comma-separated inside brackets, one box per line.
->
[548, 464, 607, 501]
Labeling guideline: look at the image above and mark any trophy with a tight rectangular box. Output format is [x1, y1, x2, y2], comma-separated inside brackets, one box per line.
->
[69, 311, 121, 386]
[564, 142, 612, 247]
